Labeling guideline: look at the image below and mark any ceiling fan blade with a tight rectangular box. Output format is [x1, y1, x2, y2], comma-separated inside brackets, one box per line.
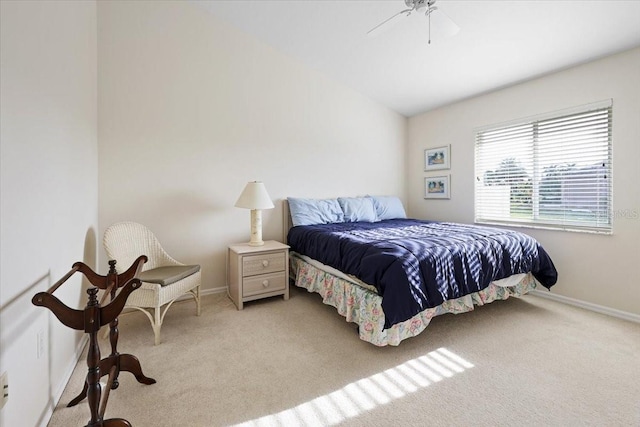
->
[428, 6, 460, 39]
[367, 8, 413, 37]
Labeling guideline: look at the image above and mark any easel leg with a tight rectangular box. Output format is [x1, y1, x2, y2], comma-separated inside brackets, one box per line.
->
[68, 317, 155, 407]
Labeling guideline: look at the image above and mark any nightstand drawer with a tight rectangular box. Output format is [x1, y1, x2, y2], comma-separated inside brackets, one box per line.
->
[243, 272, 286, 297]
[242, 252, 285, 277]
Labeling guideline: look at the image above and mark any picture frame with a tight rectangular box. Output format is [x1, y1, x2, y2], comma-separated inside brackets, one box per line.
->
[424, 175, 451, 199]
[424, 145, 450, 171]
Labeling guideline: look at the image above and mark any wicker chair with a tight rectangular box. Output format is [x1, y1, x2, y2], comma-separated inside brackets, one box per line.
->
[103, 221, 201, 345]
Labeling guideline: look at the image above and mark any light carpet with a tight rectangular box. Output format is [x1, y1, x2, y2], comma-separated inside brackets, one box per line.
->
[48, 286, 640, 426]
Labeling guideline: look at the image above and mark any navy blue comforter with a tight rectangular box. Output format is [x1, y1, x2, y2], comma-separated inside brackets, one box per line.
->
[288, 219, 557, 329]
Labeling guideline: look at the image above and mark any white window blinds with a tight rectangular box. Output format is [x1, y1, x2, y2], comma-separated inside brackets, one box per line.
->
[475, 100, 612, 233]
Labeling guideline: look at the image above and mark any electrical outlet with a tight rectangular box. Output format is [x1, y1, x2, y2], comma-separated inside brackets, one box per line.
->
[0, 371, 8, 409]
[37, 329, 45, 359]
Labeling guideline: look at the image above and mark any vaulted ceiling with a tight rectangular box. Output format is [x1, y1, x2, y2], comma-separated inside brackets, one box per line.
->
[195, 0, 640, 117]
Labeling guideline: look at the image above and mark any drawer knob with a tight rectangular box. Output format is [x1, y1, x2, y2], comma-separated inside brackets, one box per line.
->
[262, 280, 269, 288]
[262, 260, 269, 267]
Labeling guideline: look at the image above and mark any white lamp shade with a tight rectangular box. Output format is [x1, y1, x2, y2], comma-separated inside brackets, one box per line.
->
[235, 181, 275, 210]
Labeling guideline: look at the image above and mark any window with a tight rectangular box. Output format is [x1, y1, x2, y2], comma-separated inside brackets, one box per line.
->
[475, 100, 612, 233]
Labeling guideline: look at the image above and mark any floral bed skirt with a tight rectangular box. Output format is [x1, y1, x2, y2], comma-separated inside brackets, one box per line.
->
[290, 253, 537, 346]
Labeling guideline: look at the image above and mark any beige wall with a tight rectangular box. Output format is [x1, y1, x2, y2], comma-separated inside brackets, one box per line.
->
[407, 47, 640, 316]
[97, 1, 406, 291]
[2, 2, 638, 426]
[0, 1, 98, 426]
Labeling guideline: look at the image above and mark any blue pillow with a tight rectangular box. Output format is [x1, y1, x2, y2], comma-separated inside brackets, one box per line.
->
[368, 196, 407, 220]
[288, 197, 344, 227]
[337, 197, 377, 223]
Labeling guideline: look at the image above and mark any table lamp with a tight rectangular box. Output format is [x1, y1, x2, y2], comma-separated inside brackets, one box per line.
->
[235, 181, 275, 246]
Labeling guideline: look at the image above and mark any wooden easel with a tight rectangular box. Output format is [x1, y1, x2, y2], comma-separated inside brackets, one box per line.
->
[32, 257, 156, 427]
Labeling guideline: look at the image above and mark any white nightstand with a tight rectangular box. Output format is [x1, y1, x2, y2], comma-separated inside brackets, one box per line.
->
[227, 240, 290, 310]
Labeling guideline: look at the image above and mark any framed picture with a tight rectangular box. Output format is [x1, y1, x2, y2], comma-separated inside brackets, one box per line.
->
[424, 145, 450, 171]
[424, 175, 450, 199]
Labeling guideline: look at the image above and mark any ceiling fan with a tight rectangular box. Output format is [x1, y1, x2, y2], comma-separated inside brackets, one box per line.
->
[367, 0, 460, 44]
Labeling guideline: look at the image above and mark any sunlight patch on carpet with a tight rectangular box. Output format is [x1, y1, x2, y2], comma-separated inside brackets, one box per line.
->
[232, 347, 474, 427]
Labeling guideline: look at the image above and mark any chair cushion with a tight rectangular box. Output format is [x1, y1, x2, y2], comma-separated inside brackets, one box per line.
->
[137, 265, 200, 286]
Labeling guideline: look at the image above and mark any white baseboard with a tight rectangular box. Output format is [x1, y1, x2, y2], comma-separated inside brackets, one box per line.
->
[174, 286, 227, 301]
[529, 289, 640, 324]
[199, 286, 227, 297]
[39, 334, 89, 427]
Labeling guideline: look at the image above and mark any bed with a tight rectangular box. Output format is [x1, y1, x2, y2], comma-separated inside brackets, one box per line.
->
[283, 196, 558, 346]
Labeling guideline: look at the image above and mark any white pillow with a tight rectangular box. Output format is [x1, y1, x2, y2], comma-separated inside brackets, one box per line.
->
[368, 196, 407, 220]
[288, 197, 344, 227]
[337, 197, 377, 223]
